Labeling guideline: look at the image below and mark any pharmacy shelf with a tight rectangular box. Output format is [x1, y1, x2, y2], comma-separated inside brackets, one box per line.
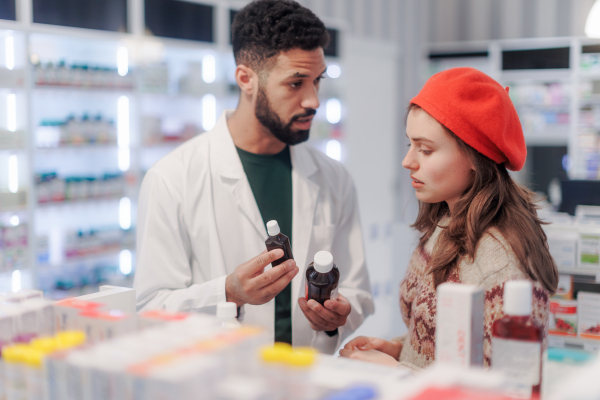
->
[549, 334, 600, 352]
[557, 268, 600, 278]
[35, 144, 119, 151]
[426, 37, 600, 181]
[37, 197, 124, 208]
[0, 7, 346, 295]
[33, 86, 134, 95]
[0, 205, 28, 214]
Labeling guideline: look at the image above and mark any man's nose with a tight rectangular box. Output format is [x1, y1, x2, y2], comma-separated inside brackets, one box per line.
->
[301, 86, 320, 110]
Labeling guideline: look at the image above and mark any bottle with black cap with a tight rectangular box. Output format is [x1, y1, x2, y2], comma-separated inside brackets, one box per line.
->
[305, 251, 340, 305]
[265, 220, 294, 266]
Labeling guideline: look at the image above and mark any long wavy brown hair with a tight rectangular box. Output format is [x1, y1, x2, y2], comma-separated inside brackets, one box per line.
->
[408, 105, 558, 294]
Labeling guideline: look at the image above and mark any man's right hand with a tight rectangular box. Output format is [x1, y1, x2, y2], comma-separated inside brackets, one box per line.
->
[225, 249, 299, 307]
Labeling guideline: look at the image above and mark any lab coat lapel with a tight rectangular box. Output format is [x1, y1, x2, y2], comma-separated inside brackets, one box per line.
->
[211, 111, 267, 239]
[290, 144, 319, 320]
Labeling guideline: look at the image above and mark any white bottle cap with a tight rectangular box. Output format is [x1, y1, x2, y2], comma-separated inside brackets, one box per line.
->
[217, 302, 238, 319]
[503, 280, 532, 316]
[313, 251, 334, 273]
[267, 220, 280, 236]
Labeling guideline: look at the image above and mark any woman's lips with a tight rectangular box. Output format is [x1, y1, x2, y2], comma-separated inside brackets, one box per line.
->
[411, 176, 424, 189]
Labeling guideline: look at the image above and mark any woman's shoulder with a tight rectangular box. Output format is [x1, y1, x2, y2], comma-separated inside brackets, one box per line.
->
[466, 227, 528, 283]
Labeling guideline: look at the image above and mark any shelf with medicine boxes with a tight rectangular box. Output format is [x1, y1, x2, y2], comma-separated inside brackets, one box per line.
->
[425, 38, 600, 165]
[0, 12, 347, 296]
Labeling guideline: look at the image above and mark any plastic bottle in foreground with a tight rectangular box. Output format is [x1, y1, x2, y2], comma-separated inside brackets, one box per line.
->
[306, 251, 340, 305]
[217, 302, 241, 328]
[265, 220, 294, 267]
[491, 280, 543, 399]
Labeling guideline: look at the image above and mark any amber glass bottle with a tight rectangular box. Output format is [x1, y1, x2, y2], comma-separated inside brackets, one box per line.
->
[491, 280, 543, 399]
[305, 251, 340, 305]
[265, 220, 293, 266]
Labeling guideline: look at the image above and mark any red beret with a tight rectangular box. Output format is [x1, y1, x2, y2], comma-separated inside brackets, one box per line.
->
[410, 67, 526, 171]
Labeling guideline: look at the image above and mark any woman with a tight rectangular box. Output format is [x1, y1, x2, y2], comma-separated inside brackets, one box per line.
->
[340, 68, 558, 369]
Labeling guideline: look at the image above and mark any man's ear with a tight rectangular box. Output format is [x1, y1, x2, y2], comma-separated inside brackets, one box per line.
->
[235, 64, 258, 96]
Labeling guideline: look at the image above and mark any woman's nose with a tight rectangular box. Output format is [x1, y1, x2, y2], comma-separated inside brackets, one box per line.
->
[402, 151, 416, 170]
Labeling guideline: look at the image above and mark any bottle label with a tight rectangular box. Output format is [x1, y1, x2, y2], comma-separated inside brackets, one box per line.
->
[491, 337, 541, 389]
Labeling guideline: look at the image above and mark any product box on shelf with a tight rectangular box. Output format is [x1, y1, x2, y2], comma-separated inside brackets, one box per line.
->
[546, 230, 578, 270]
[578, 292, 600, 340]
[577, 221, 600, 269]
[553, 274, 574, 300]
[78, 309, 136, 343]
[549, 299, 577, 337]
[53, 298, 105, 331]
[435, 283, 484, 367]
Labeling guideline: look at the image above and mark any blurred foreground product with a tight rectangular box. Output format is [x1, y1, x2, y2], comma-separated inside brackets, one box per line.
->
[542, 347, 596, 399]
[578, 292, 600, 340]
[435, 283, 484, 367]
[546, 348, 600, 400]
[217, 302, 241, 328]
[491, 281, 543, 399]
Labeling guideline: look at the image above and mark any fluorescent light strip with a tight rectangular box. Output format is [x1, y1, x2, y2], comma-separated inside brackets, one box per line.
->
[119, 249, 132, 275]
[8, 155, 18, 193]
[202, 55, 216, 83]
[118, 147, 130, 172]
[117, 46, 129, 77]
[327, 64, 341, 79]
[326, 98, 342, 124]
[5, 36, 14, 70]
[202, 94, 216, 131]
[117, 96, 129, 147]
[586, 0, 600, 38]
[120, 197, 131, 230]
[7, 93, 16, 132]
[326, 139, 342, 161]
[12, 270, 21, 292]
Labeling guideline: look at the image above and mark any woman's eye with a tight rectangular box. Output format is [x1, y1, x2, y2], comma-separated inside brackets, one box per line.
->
[417, 148, 432, 155]
[290, 82, 302, 88]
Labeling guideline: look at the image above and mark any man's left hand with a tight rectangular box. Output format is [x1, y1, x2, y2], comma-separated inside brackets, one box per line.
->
[298, 294, 351, 332]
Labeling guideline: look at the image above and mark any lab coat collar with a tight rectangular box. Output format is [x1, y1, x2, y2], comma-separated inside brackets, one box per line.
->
[211, 110, 266, 238]
[211, 109, 319, 180]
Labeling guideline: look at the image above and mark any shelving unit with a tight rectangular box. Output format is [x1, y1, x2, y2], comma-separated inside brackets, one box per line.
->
[0, 3, 346, 298]
[427, 37, 600, 166]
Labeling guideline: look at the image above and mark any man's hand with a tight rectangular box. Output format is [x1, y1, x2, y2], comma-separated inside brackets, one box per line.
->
[226, 249, 299, 307]
[298, 293, 351, 332]
[342, 336, 403, 360]
[338, 348, 398, 366]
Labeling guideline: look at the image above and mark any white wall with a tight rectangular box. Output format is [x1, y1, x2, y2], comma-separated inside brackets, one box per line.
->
[428, 0, 596, 43]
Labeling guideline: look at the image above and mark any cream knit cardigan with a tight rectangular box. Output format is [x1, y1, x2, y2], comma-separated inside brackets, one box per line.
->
[396, 222, 550, 369]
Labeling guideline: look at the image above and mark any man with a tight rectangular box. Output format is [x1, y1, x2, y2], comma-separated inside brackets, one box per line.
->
[134, 0, 373, 354]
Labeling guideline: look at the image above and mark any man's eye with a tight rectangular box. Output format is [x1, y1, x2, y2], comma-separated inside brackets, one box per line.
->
[290, 81, 302, 88]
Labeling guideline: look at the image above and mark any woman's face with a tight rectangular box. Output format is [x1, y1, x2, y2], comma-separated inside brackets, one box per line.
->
[402, 108, 475, 212]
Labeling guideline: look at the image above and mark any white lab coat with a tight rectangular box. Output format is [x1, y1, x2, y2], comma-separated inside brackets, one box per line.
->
[134, 110, 374, 354]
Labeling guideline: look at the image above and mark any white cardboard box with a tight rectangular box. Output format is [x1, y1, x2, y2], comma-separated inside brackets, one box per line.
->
[435, 282, 484, 367]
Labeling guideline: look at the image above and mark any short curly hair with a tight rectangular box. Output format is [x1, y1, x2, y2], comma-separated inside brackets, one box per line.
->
[232, 0, 329, 73]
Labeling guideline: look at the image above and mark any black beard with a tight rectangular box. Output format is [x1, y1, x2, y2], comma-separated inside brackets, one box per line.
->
[255, 86, 316, 146]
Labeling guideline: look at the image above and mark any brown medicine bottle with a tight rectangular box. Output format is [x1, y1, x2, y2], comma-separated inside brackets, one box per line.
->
[491, 280, 543, 398]
[305, 251, 340, 305]
[265, 220, 293, 266]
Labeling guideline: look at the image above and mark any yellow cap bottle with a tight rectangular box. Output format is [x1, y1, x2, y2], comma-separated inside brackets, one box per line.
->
[2, 344, 29, 364]
[30, 337, 58, 354]
[55, 331, 86, 350]
[284, 351, 315, 368]
[260, 344, 293, 364]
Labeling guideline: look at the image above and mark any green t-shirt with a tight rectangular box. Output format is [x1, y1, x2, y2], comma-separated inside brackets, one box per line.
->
[236, 145, 293, 344]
